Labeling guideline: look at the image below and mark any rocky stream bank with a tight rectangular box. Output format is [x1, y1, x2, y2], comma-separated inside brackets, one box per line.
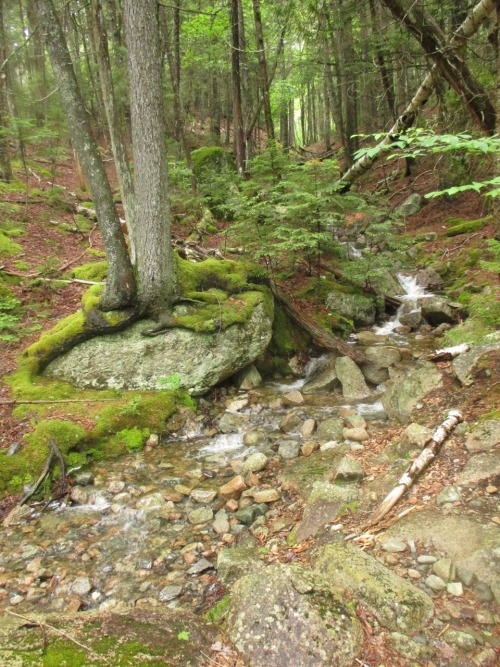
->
[0, 277, 499, 667]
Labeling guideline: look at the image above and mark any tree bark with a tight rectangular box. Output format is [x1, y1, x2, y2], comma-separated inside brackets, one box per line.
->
[0, 0, 12, 182]
[252, 0, 274, 141]
[90, 0, 136, 264]
[124, 0, 177, 317]
[338, 0, 498, 190]
[231, 0, 245, 174]
[34, 0, 135, 310]
[381, 0, 496, 134]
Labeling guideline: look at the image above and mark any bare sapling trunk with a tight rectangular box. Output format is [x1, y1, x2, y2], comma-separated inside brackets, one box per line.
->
[34, 0, 135, 311]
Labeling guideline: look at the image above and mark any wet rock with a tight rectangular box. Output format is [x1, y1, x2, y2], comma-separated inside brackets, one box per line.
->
[436, 486, 462, 506]
[342, 427, 369, 442]
[326, 291, 377, 328]
[344, 413, 366, 429]
[279, 408, 304, 433]
[444, 629, 476, 652]
[334, 456, 364, 482]
[382, 363, 443, 423]
[283, 389, 305, 406]
[465, 420, 500, 452]
[243, 429, 267, 446]
[415, 268, 444, 290]
[457, 451, 500, 486]
[420, 296, 458, 326]
[452, 342, 500, 387]
[158, 585, 183, 602]
[75, 472, 95, 486]
[302, 356, 340, 394]
[315, 542, 433, 633]
[301, 441, 319, 457]
[227, 564, 362, 667]
[227, 397, 249, 412]
[296, 481, 358, 542]
[213, 509, 230, 535]
[235, 363, 262, 390]
[253, 488, 280, 503]
[335, 357, 370, 399]
[473, 648, 497, 666]
[278, 440, 301, 459]
[235, 506, 256, 526]
[217, 545, 264, 585]
[187, 558, 213, 575]
[399, 310, 422, 329]
[70, 486, 88, 504]
[190, 489, 217, 504]
[242, 452, 268, 473]
[361, 346, 402, 385]
[108, 480, 126, 494]
[219, 412, 243, 434]
[219, 475, 247, 500]
[71, 576, 92, 596]
[300, 418, 316, 438]
[187, 507, 214, 524]
[357, 330, 384, 345]
[136, 493, 166, 511]
[316, 417, 344, 442]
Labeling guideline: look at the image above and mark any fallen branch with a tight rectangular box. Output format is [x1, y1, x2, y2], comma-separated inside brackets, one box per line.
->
[361, 409, 463, 530]
[19, 447, 55, 506]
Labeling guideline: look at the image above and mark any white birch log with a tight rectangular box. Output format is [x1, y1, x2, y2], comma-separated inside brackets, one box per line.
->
[361, 410, 464, 529]
[428, 343, 470, 362]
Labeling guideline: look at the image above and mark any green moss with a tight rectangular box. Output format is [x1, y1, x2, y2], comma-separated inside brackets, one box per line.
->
[70, 260, 108, 282]
[204, 595, 231, 623]
[178, 256, 250, 294]
[191, 146, 234, 176]
[109, 426, 149, 454]
[442, 318, 495, 346]
[0, 230, 22, 258]
[41, 642, 88, 667]
[446, 216, 489, 237]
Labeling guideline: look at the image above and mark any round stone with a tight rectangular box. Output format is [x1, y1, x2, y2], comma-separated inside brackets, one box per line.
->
[188, 506, 214, 524]
[425, 575, 446, 591]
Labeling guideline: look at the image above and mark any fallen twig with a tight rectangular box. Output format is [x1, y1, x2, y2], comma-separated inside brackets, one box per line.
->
[361, 410, 463, 530]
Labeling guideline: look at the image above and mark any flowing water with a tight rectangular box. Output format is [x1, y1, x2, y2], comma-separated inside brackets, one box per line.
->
[374, 273, 433, 335]
[0, 275, 435, 616]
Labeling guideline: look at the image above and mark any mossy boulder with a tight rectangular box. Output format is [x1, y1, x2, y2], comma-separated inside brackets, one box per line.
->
[226, 563, 363, 667]
[381, 363, 443, 423]
[325, 291, 376, 328]
[0, 608, 217, 666]
[315, 542, 434, 633]
[191, 146, 235, 178]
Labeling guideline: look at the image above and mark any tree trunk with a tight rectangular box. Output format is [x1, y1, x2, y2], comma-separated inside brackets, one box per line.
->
[90, 0, 136, 263]
[368, 0, 396, 120]
[338, 0, 498, 190]
[252, 0, 274, 141]
[381, 0, 496, 134]
[124, 0, 176, 317]
[0, 0, 12, 182]
[34, 0, 135, 310]
[231, 0, 245, 174]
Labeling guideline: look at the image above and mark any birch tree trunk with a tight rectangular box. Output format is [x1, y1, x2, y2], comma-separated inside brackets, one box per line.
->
[34, 0, 135, 311]
[231, 0, 245, 174]
[124, 0, 177, 318]
[338, 0, 498, 190]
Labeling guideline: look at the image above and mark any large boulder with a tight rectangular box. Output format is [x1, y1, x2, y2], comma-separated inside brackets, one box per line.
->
[44, 296, 273, 395]
[382, 363, 443, 423]
[325, 292, 376, 327]
[226, 563, 362, 667]
[452, 341, 500, 387]
[315, 542, 433, 634]
[296, 481, 359, 542]
[395, 192, 425, 217]
[302, 355, 340, 394]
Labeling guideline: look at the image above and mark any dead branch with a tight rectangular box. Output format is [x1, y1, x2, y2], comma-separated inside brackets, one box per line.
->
[19, 448, 55, 506]
[270, 282, 366, 364]
[361, 410, 463, 530]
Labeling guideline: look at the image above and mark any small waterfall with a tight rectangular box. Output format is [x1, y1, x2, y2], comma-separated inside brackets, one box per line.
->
[374, 274, 433, 335]
[271, 354, 330, 392]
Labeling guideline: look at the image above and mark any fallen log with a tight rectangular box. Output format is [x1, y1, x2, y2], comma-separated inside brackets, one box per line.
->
[361, 409, 463, 530]
[270, 282, 366, 364]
